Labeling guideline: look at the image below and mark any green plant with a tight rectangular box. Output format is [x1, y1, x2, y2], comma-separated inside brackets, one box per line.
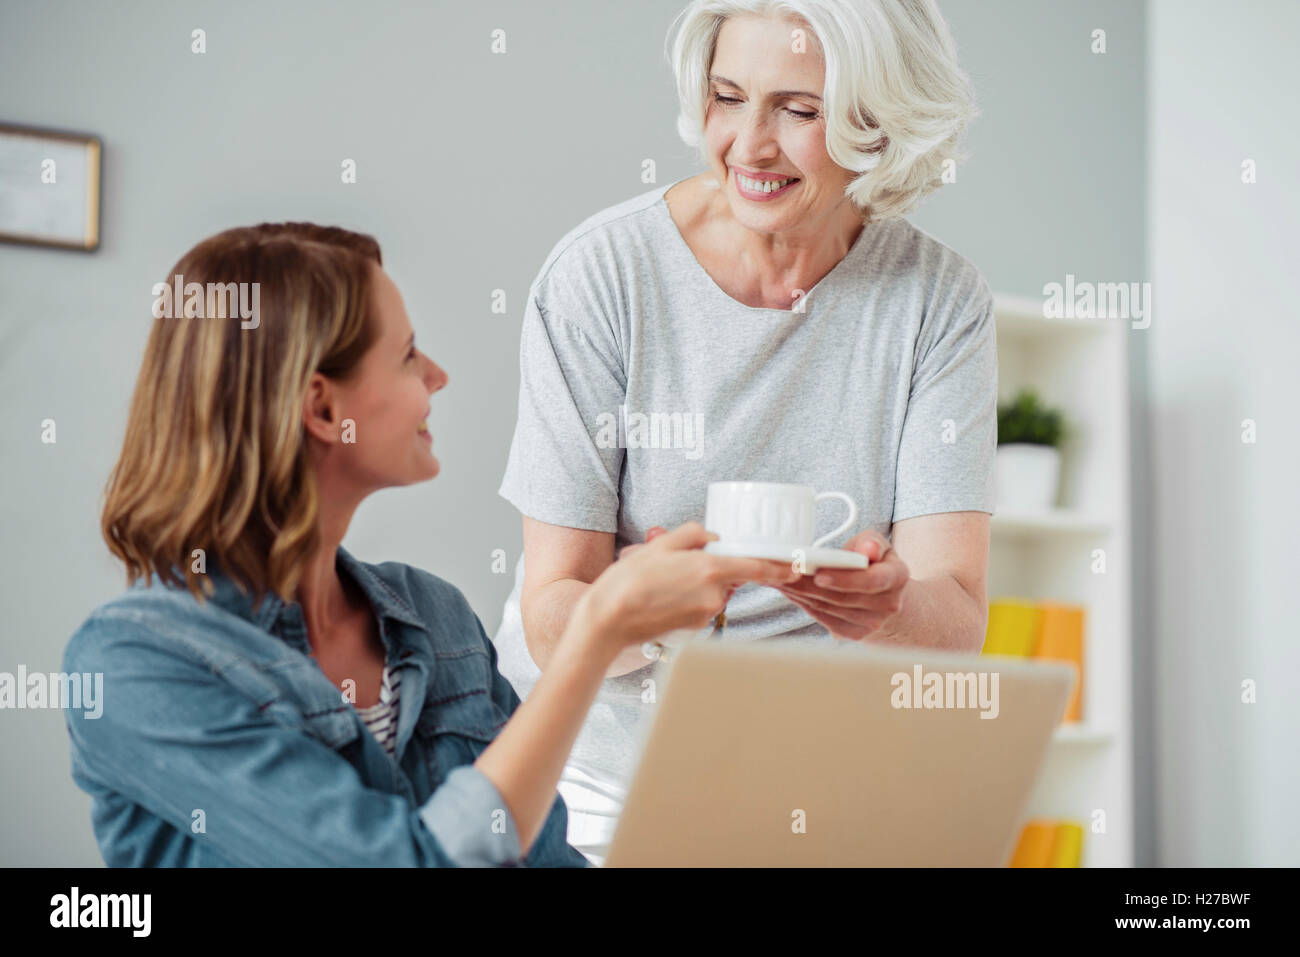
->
[997, 389, 1065, 448]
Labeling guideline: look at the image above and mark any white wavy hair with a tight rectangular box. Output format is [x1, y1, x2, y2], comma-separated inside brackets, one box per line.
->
[666, 0, 978, 222]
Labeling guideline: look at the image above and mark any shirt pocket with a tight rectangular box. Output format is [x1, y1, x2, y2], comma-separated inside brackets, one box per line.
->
[413, 687, 508, 791]
[417, 646, 509, 742]
[416, 688, 504, 742]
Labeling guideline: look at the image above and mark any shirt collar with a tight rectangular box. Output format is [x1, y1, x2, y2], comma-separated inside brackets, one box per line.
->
[202, 545, 426, 641]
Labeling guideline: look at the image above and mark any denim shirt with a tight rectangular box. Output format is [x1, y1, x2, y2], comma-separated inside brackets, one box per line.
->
[62, 546, 590, 867]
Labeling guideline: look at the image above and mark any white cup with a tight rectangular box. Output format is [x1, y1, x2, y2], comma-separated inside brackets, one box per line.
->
[704, 481, 858, 550]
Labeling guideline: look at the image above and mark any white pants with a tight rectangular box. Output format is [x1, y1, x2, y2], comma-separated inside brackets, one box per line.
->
[555, 762, 628, 867]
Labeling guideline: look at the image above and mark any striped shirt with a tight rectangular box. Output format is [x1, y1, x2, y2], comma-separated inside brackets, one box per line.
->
[353, 666, 401, 756]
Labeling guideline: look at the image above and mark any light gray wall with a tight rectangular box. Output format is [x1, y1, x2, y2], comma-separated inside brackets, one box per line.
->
[0, 0, 1147, 865]
[1148, 0, 1300, 866]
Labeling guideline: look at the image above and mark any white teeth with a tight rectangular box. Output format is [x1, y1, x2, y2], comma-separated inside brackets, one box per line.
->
[737, 174, 795, 192]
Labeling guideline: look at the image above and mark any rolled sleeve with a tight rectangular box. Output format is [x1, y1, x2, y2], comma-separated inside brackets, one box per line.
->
[417, 764, 523, 867]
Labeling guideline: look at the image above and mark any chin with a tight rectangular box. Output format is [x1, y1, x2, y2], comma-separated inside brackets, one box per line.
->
[395, 455, 439, 486]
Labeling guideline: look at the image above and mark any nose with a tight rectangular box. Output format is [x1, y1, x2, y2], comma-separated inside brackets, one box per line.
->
[732, 107, 779, 163]
[425, 356, 448, 393]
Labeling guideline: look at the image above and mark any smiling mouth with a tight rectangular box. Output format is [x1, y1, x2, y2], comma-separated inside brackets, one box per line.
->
[735, 173, 800, 192]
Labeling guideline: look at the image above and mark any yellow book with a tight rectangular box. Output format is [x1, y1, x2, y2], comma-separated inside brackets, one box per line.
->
[1050, 821, 1084, 867]
[983, 599, 1041, 657]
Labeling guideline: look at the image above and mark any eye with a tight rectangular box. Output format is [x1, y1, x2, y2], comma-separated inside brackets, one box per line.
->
[712, 94, 816, 120]
[406, 346, 417, 362]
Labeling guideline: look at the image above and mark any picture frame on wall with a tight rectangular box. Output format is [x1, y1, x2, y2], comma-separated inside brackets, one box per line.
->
[0, 122, 102, 251]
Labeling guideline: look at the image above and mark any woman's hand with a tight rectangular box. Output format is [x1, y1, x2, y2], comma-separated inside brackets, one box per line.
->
[619, 525, 741, 619]
[776, 529, 910, 641]
[578, 522, 798, 652]
[618, 525, 740, 615]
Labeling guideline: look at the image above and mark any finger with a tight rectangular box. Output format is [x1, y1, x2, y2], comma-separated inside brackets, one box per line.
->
[809, 562, 901, 595]
[777, 579, 877, 610]
[783, 591, 879, 636]
[617, 542, 646, 560]
[652, 521, 715, 551]
[646, 525, 667, 542]
[753, 558, 803, 579]
[787, 590, 889, 624]
[780, 579, 905, 617]
[844, 530, 890, 562]
[710, 556, 803, 584]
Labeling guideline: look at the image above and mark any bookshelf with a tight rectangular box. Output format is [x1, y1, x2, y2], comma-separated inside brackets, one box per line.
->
[990, 294, 1133, 868]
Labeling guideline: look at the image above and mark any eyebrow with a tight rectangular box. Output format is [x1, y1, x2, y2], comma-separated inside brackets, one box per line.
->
[708, 74, 822, 102]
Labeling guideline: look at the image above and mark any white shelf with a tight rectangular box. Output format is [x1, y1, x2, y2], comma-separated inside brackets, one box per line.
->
[994, 294, 1116, 339]
[992, 509, 1111, 538]
[990, 288, 1133, 867]
[1053, 724, 1114, 746]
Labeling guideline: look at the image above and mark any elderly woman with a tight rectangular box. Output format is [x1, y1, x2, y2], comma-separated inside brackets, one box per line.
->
[62, 223, 795, 867]
[493, 0, 997, 865]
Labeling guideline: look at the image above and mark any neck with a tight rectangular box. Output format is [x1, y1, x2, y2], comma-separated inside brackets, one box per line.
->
[713, 187, 865, 284]
[296, 464, 367, 656]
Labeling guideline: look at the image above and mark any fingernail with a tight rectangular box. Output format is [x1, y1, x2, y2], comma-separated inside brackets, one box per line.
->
[815, 573, 830, 586]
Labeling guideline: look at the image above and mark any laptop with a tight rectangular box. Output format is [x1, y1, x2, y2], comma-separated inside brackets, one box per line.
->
[604, 638, 1074, 867]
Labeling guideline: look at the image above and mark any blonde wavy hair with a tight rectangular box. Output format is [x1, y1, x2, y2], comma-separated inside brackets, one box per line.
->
[666, 0, 978, 222]
[102, 223, 382, 607]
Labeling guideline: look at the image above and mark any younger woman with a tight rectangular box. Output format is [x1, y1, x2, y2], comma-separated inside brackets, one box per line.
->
[62, 223, 797, 866]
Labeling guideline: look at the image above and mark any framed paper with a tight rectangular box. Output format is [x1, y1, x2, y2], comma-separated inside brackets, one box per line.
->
[0, 122, 102, 251]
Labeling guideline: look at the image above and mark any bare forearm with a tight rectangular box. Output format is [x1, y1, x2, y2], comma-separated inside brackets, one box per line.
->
[870, 575, 986, 654]
[473, 600, 615, 857]
[522, 579, 653, 678]
[520, 579, 589, 671]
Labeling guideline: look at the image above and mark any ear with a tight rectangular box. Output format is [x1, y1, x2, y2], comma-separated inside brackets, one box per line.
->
[302, 372, 341, 445]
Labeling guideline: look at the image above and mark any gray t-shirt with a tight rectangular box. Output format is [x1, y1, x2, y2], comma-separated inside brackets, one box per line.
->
[494, 177, 997, 787]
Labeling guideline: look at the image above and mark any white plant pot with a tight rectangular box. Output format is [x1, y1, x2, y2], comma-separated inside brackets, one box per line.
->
[995, 443, 1061, 511]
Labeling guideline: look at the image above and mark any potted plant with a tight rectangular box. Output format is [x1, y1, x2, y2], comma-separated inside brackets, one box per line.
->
[995, 389, 1066, 510]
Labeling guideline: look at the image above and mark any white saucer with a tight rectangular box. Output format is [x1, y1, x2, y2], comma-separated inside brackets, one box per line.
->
[703, 540, 868, 572]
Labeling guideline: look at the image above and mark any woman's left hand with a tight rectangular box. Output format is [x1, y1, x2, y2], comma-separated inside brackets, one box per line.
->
[776, 529, 909, 641]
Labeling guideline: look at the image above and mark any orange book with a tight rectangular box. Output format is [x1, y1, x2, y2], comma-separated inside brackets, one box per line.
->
[1008, 819, 1086, 867]
[1034, 603, 1086, 722]
[1007, 820, 1056, 867]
